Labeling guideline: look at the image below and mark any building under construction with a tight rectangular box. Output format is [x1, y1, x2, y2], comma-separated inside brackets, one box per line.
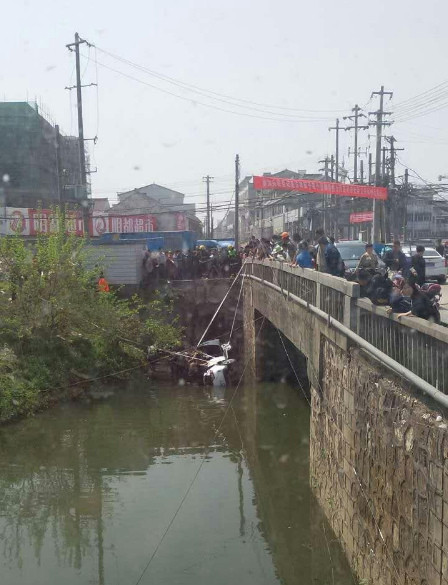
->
[0, 101, 87, 208]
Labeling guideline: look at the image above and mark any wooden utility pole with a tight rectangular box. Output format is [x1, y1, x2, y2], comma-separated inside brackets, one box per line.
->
[234, 154, 240, 250]
[344, 105, 368, 183]
[382, 146, 387, 185]
[203, 175, 213, 237]
[329, 118, 344, 182]
[55, 124, 63, 204]
[403, 168, 409, 242]
[66, 32, 92, 235]
[319, 157, 330, 231]
[384, 135, 403, 188]
[329, 118, 345, 239]
[369, 85, 393, 242]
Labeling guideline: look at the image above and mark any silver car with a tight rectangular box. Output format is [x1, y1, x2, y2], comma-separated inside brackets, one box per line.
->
[401, 245, 446, 283]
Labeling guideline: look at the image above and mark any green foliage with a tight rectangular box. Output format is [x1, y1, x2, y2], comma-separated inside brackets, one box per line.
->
[0, 211, 182, 422]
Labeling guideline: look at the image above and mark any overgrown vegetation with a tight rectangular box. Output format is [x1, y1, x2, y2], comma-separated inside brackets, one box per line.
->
[0, 218, 182, 422]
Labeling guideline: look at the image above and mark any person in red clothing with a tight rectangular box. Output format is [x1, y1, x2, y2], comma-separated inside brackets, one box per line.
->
[98, 272, 110, 293]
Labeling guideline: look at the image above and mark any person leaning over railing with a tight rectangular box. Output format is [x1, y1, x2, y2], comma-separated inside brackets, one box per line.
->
[386, 276, 440, 323]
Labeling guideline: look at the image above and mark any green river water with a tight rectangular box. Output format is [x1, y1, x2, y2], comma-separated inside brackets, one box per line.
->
[0, 380, 354, 585]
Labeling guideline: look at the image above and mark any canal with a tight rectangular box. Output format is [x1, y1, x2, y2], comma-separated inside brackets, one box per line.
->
[0, 379, 354, 585]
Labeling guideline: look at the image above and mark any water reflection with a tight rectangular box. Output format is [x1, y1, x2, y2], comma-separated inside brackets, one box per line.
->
[0, 380, 353, 585]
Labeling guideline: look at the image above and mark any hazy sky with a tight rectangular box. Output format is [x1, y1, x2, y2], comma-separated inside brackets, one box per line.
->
[3, 0, 448, 220]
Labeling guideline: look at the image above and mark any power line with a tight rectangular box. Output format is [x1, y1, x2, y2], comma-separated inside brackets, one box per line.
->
[393, 80, 448, 109]
[83, 53, 336, 124]
[95, 45, 348, 116]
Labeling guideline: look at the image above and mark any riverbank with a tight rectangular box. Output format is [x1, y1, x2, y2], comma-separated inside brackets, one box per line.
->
[0, 224, 182, 424]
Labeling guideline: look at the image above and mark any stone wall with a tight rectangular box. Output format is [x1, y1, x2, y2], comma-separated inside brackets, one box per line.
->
[311, 338, 448, 585]
[171, 278, 244, 352]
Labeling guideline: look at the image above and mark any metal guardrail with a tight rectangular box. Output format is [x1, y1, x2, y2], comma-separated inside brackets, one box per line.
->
[244, 259, 448, 398]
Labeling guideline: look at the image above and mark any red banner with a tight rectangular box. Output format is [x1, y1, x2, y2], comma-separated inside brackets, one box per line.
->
[253, 176, 388, 200]
[350, 211, 374, 224]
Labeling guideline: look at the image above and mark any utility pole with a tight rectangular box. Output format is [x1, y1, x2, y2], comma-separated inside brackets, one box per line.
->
[369, 85, 393, 242]
[328, 118, 345, 182]
[202, 175, 213, 237]
[382, 146, 387, 185]
[234, 154, 240, 250]
[403, 168, 409, 242]
[368, 153, 373, 184]
[384, 135, 403, 188]
[329, 118, 345, 239]
[55, 124, 63, 204]
[383, 136, 404, 239]
[360, 159, 364, 184]
[66, 32, 92, 236]
[319, 157, 330, 231]
[344, 105, 368, 183]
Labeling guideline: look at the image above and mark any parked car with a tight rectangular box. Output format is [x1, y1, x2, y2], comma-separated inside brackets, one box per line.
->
[401, 245, 446, 283]
[334, 240, 385, 272]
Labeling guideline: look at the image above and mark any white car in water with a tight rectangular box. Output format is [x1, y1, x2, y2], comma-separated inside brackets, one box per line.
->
[401, 245, 447, 283]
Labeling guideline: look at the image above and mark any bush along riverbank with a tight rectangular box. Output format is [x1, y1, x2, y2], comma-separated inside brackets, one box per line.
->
[0, 217, 182, 423]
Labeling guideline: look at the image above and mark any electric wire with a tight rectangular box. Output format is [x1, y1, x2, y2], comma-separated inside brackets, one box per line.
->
[94, 45, 347, 115]
[82, 53, 333, 124]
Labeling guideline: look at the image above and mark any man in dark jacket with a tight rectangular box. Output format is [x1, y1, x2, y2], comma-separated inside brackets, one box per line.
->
[383, 240, 407, 273]
[410, 245, 426, 285]
[325, 239, 343, 276]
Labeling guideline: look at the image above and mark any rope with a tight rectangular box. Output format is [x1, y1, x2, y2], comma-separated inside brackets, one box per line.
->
[196, 260, 247, 347]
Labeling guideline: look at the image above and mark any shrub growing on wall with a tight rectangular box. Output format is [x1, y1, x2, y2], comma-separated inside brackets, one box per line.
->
[0, 211, 182, 421]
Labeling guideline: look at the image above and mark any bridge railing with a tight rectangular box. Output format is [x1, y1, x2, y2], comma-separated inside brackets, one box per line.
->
[244, 259, 448, 395]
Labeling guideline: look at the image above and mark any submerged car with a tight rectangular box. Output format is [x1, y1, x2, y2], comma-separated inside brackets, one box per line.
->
[198, 339, 235, 387]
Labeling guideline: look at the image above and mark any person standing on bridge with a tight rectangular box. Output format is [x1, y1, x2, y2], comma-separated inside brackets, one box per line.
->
[356, 243, 379, 272]
[316, 236, 328, 272]
[325, 237, 343, 276]
[383, 240, 407, 275]
[293, 241, 313, 268]
[410, 245, 426, 286]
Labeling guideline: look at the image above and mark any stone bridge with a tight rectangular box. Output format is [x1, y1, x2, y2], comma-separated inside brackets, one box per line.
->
[243, 259, 448, 585]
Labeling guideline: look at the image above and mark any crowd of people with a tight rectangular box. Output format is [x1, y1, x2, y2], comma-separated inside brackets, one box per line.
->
[141, 245, 243, 285]
[244, 232, 442, 323]
[135, 231, 442, 323]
